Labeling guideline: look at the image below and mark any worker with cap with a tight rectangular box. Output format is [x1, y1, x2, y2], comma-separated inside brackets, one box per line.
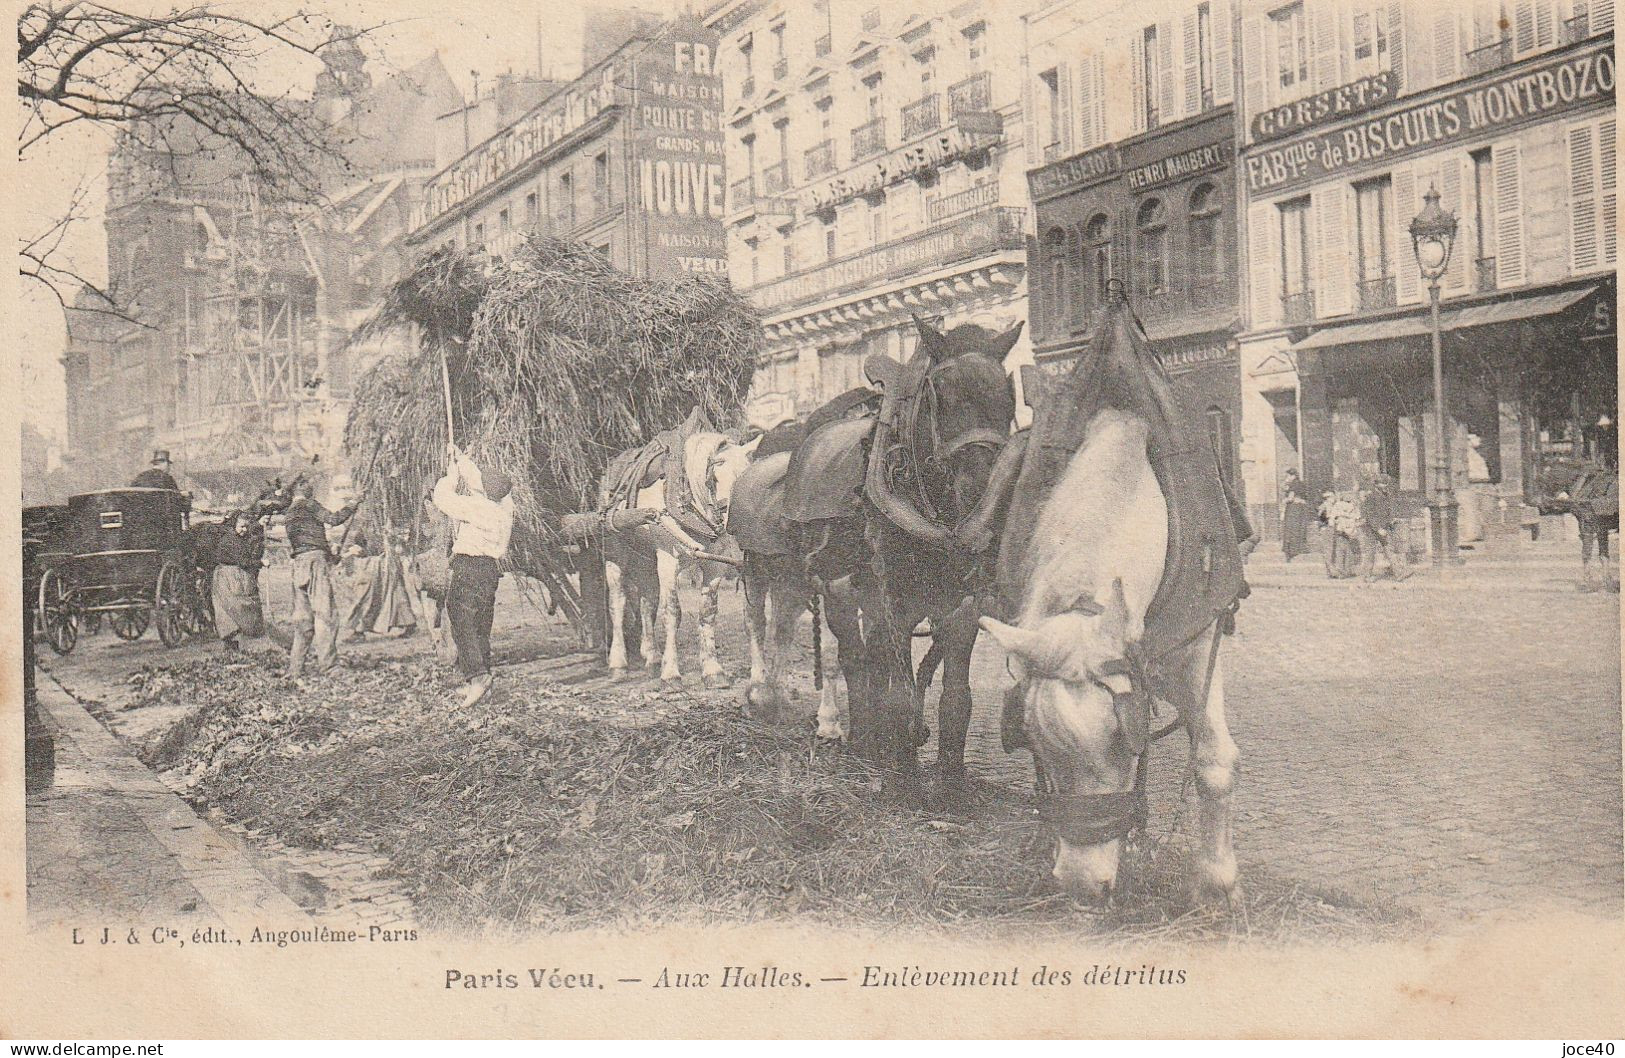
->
[131, 450, 180, 491]
[431, 443, 515, 708]
[278, 477, 359, 679]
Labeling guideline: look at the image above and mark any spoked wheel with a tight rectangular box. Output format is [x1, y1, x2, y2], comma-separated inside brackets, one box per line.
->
[187, 570, 215, 637]
[155, 561, 186, 648]
[37, 567, 78, 655]
[110, 607, 150, 640]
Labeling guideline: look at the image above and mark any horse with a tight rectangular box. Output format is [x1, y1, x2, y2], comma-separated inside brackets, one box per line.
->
[728, 317, 1024, 804]
[977, 298, 1244, 904]
[599, 428, 758, 684]
[1570, 465, 1619, 591]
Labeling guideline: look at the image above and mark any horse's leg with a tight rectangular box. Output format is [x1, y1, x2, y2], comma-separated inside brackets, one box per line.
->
[765, 576, 806, 724]
[656, 547, 682, 683]
[819, 579, 863, 743]
[634, 558, 660, 675]
[930, 600, 978, 810]
[742, 555, 771, 716]
[605, 557, 629, 673]
[1181, 627, 1241, 906]
[697, 567, 729, 689]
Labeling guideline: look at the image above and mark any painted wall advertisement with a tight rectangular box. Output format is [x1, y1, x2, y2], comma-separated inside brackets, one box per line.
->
[634, 18, 728, 279]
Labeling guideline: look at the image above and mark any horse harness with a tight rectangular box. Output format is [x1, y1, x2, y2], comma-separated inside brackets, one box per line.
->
[882, 356, 1009, 535]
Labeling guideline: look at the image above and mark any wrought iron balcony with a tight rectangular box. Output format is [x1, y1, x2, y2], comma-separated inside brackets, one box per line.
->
[1476, 256, 1498, 292]
[1282, 289, 1317, 324]
[815, 33, 832, 57]
[927, 181, 1000, 224]
[852, 118, 886, 161]
[948, 71, 991, 115]
[761, 160, 789, 196]
[1562, 8, 1591, 42]
[902, 93, 942, 140]
[773, 57, 789, 80]
[804, 139, 835, 179]
[729, 176, 754, 212]
[1357, 275, 1397, 311]
[1466, 38, 1512, 74]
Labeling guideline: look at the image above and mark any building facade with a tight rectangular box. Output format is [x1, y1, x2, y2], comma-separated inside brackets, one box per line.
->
[1234, 0, 1617, 545]
[708, 0, 1035, 428]
[407, 15, 728, 283]
[1024, 0, 1243, 483]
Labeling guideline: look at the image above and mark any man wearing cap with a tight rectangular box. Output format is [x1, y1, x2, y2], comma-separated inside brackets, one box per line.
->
[279, 478, 359, 679]
[431, 443, 515, 707]
[1358, 474, 1410, 582]
[131, 450, 180, 491]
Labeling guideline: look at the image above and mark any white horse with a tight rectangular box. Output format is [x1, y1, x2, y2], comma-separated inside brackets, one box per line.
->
[603, 430, 758, 685]
[979, 409, 1240, 905]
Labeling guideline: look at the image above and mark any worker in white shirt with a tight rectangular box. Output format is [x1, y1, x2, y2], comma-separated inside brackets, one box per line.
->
[431, 443, 515, 707]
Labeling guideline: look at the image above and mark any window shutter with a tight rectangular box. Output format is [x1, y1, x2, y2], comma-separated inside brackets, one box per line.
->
[1212, 0, 1235, 105]
[1569, 123, 1599, 272]
[1080, 55, 1106, 148]
[1025, 73, 1040, 167]
[1387, 2, 1408, 92]
[1601, 117, 1616, 266]
[1513, 0, 1537, 54]
[1402, 5, 1434, 92]
[1593, 0, 1615, 33]
[1534, 0, 1557, 48]
[1315, 186, 1353, 315]
[1312, 3, 1341, 91]
[1250, 200, 1282, 326]
[1241, 12, 1266, 129]
[1131, 33, 1148, 134]
[1058, 61, 1074, 153]
[1439, 155, 1467, 292]
[1493, 141, 1526, 286]
[1159, 20, 1178, 124]
[1432, 12, 1461, 85]
[1183, 10, 1200, 116]
[1392, 165, 1421, 304]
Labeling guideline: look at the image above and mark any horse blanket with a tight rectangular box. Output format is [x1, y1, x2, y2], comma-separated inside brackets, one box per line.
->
[599, 406, 721, 543]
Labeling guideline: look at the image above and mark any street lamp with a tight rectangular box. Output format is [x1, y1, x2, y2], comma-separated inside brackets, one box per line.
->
[1409, 185, 1461, 568]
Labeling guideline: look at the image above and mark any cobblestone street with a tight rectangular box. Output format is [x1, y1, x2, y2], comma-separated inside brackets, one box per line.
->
[35, 543, 1623, 931]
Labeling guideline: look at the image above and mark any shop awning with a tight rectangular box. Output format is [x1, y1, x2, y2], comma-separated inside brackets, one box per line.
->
[1289, 286, 1598, 352]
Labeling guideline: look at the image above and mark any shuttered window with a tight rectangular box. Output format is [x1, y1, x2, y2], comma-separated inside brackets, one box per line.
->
[1569, 118, 1618, 273]
[1493, 141, 1526, 286]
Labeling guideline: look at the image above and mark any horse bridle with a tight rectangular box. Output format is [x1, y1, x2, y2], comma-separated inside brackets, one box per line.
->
[911, 364, 1011, 528]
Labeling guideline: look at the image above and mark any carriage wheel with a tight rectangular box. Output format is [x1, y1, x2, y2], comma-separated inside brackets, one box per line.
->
[187, 570, 215, 637]
[155, 562, 186, 648]
[38, 568, 77, 655]
[110, 607, 150, 640]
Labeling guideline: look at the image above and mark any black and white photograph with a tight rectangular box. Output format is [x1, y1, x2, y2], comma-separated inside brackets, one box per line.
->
[7, 0, 1622, 1039]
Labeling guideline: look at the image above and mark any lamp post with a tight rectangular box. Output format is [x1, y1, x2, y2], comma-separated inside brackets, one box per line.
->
[1409, 185, 1461, 569]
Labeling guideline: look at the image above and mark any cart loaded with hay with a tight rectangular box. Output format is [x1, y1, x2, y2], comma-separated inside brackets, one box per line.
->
[346, 238, 760, 648]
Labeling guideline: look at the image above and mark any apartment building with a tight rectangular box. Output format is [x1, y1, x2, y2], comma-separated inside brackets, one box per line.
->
[1024, 0, 1245, 484]
[1235, 0, 1616, 544]
[708, 0, 1034, 428]
[407, 15, 727, 282]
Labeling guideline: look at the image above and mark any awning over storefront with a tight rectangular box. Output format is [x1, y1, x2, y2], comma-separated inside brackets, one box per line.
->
[1289, 286, 1598, 352]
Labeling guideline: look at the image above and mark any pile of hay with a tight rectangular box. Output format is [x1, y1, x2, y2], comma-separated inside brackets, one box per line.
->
[140, 651, 1410, 940]
[345, 240, 760, 620]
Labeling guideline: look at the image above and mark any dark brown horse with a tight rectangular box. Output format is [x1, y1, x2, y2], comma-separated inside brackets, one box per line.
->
[728, 317, 1023, 804]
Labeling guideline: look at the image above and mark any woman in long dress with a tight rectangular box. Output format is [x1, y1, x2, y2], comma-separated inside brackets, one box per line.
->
[1280, 468, 1313, 561]
[345, 526, 418, 639]
[213, 511, 291, 651]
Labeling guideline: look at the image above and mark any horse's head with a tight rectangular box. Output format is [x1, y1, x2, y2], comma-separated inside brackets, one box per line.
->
[912, 315, 1023, 521]
[687, 431, 761, 525]
[981, 578, 1145, 901]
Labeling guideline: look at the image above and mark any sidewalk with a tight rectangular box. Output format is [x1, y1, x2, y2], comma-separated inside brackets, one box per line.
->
[26, 672, 308, 931]
[1245, 531, 1614, 593]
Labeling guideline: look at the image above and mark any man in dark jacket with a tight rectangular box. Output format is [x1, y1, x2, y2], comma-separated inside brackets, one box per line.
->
[276, 479, 358, 679]
[1359, 474, 1410, 582]
[131, 450, 180, 491]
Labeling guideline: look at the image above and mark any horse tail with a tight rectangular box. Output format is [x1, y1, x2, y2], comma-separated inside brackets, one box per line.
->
[810, 592, 823, 692]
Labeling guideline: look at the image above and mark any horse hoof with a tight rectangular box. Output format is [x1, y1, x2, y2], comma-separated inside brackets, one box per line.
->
[703, 673, 733, 690]
[660, 672, 683, 686]
[925, 773, 971, 814]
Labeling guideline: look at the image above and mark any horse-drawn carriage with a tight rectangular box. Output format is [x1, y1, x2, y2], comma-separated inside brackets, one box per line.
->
[34, 488, 213, 655]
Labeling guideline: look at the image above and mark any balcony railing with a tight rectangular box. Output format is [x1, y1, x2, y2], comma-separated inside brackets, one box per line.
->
[729, 176, 754, 212]
[902, 93, 942, 140]
[773, 57, 789, 80]
[927, 181, 999, 223]
[761, 160, 789, 196]
[1466, 38, 1512, 74]
[1282, 289, 1317, 324]
[1476, 256, 1498, 292]
[948, 71, 992, 115]
[748, 206, 1026, 310]
[1562, 8, 1591, 42]
[804, 139, 836, 179]
[852, 118, 886, 161]
[1043, 141, 1064, 162]
[1357, 275, 1397, 311]
[815, 33, 832, 57]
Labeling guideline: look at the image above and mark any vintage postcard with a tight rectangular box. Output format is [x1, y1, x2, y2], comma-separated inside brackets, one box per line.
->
[3, 0, 1621, 1039]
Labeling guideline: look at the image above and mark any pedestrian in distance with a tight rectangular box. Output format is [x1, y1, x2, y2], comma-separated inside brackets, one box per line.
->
[212, 511, 293, 654]
[1358, 474, 1411, 583]
[1280, 468, 1313, 562]
[277, 478, 358, 680]
[431, 443, 515, 709]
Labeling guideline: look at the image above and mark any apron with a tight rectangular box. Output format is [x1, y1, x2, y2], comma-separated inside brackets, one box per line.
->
[212, 565, 265, 639]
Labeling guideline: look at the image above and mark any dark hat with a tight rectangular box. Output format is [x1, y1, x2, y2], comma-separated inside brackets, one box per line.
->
[151, 449, 172, 464]
[479, 464, 513, 502]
